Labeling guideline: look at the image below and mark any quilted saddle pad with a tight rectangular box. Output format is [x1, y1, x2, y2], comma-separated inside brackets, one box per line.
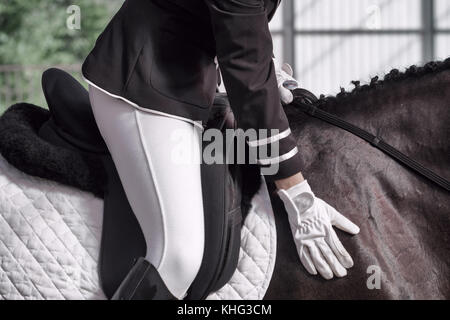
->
[0, 154, 276, 300]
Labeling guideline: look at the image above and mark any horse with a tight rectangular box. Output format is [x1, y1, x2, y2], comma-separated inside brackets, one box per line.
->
[265, 59, 450, 299]
[0, 59, 448, 300]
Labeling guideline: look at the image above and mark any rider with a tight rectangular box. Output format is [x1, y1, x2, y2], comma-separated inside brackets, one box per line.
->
[82, 0, 359, 299]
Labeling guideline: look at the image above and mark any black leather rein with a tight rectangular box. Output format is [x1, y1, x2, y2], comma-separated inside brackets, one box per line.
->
[291, 88, 450, 192]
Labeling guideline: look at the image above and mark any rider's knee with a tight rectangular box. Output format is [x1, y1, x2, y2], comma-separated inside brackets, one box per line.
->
[157, 238, 204, 298]
[171, 238, 204, 279]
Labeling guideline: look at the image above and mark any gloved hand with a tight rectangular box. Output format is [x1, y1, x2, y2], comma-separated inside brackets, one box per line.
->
[278, 180, 360, 279]
[273, 58, 298, 104]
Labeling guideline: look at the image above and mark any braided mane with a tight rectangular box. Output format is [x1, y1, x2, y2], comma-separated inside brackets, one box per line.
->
[317, 57, 450, 107]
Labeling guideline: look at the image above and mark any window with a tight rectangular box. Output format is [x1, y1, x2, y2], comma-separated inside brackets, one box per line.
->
[270, 0, 450, 95]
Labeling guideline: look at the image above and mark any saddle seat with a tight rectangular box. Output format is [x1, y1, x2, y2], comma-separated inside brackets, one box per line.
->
[0, 68, 258, 300]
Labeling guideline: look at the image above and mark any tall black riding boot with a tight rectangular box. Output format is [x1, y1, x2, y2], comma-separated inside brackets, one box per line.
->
[112, 257, 177, 300]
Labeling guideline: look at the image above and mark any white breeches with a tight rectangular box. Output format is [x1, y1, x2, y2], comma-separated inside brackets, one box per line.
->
[88, 85, 205, 299]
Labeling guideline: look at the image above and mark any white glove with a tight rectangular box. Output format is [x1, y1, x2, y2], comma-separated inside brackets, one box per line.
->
[273, 58, 298, 104]
[278, 180, 360, 280]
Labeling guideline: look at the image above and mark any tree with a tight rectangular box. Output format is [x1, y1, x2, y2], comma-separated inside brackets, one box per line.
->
[0, 0, 119, 65]
[0, 0, 122, 111]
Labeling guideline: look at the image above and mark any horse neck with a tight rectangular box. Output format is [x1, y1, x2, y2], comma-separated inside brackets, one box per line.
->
[318, 67, 450, 177]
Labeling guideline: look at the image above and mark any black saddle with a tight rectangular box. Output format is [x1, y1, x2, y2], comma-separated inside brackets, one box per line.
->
[0, 68, 260, 299]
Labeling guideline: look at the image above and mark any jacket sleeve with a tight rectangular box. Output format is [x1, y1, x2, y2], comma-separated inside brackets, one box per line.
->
[203, 0, 302, 181]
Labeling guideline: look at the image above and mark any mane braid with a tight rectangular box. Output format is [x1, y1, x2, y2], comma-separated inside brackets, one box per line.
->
[316, 57, 450, 107]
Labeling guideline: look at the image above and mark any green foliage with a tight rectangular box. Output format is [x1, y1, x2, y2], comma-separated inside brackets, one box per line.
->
[0, 0, 122, 65]
[0, 0, 123, 112]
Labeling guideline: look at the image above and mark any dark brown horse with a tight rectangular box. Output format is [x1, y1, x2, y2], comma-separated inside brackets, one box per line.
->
[0, 60, 448, 300]
[264, 59, 450, 299]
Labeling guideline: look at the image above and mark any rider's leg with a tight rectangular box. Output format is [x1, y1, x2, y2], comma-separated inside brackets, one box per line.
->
[88, 85, 204, 299]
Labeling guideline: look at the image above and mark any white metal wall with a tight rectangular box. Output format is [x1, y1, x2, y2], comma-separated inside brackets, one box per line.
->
[293, 34, 422, 95]
[270, 0, 449, 96]
[436, 0, 450, 60]
[293, 0, 421, 30]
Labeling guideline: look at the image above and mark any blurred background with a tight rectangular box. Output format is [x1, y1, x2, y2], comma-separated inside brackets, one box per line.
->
[0, 0, 449, 113]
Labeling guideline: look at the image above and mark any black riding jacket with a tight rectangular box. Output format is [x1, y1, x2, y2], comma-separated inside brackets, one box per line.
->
[82, 0, 302, 181]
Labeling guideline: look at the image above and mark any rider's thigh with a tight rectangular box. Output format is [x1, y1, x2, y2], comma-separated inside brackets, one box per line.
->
[88, 85, 204, 299]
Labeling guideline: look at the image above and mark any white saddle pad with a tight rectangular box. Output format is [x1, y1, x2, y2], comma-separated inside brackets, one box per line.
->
[0, 154, 276, 300]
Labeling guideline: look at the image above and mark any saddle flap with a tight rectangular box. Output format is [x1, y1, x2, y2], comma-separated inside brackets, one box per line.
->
[186, 95, 244, 299]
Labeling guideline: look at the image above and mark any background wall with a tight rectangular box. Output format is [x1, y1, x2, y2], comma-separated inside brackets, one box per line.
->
[0, 0, 448, 112]
[270, 0, 450, 95]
